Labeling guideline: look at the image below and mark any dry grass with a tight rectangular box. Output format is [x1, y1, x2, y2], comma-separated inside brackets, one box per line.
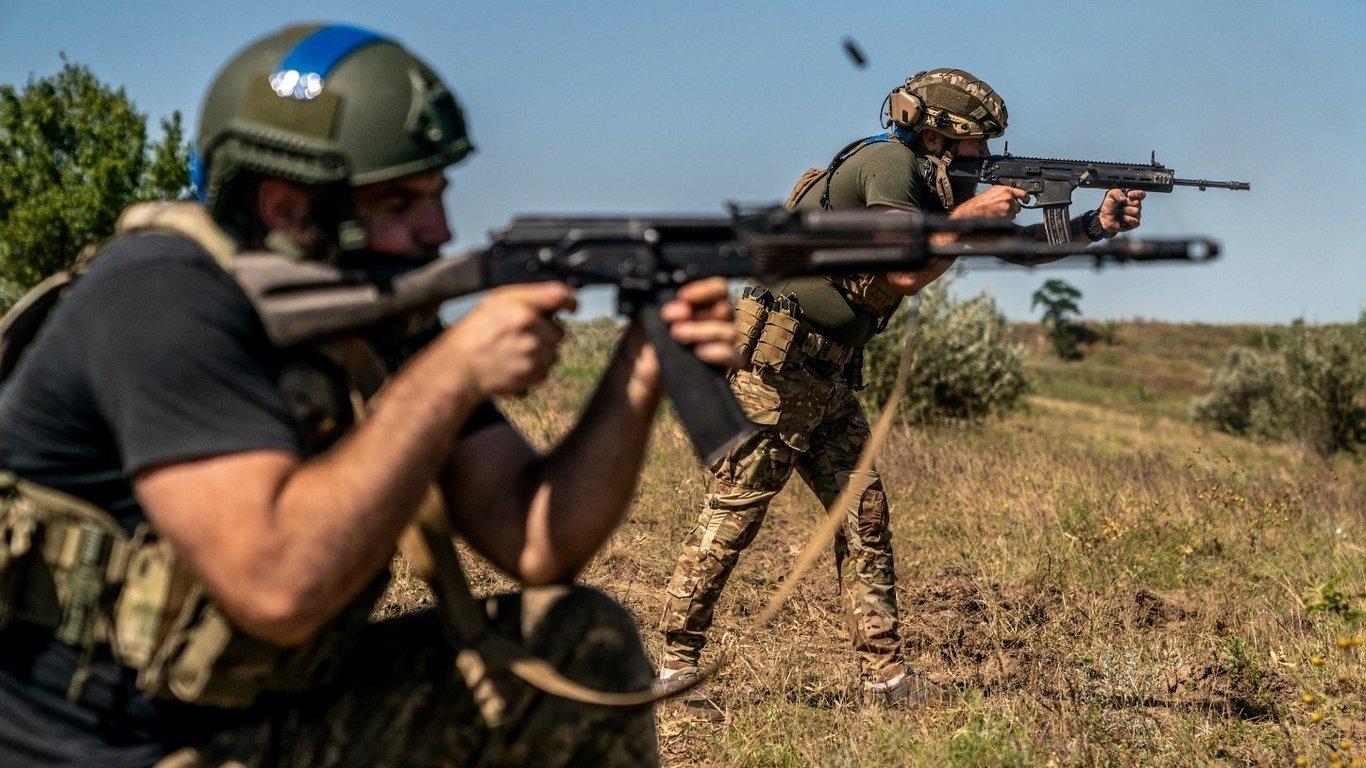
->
[386, 319, 1366, 767]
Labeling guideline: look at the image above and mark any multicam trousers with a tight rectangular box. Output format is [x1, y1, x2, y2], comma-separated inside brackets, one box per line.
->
[659, 364, 904, 680]
[176, 585, 657, 768]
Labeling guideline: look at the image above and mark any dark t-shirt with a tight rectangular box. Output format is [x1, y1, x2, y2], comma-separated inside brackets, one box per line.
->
[0, 231, 502, 766]
[768, 141, 931, 347]
[0, 231, 300, 528]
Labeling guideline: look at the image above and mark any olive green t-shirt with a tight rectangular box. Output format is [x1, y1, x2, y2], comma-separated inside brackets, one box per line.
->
[763, 140, 930, 347]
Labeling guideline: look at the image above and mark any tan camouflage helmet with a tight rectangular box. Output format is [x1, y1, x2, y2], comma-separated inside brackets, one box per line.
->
[887, 68, 1008, 139]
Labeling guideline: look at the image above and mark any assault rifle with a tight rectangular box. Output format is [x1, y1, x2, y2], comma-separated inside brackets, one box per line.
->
[948, 152, 1250, 245]
[233, 204, 1218, 463]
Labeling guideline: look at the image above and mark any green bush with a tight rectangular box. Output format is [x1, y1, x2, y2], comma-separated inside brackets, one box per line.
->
[0, 59, 189, 295]
[1194, 314, 1366, 457]
[1282, 315, 1366, 457]
[1191, 346, 1289, 440]
[860, 277, 1028, 422]
[0, 277, 23, 315]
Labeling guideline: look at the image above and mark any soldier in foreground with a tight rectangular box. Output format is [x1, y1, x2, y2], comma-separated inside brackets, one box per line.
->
[656, 68, 1144, 704]
[0, 24, 736, 767]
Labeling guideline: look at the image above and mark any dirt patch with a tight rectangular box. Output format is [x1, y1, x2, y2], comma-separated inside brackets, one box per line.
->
[899, 566, 1065, 693]
[1161, 659, 1293, 720]
[1125, 588, 1196, 630]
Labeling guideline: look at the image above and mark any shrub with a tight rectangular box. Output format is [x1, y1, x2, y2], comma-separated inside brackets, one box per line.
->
[1191, 346, 1289, 440]
[1031, 278, 1086, 361]
[1194, 314, 1366, 457]
[860, 276, 1028, 422]
[0, 277, 23, 315]
[1282, 315, 1366, 457]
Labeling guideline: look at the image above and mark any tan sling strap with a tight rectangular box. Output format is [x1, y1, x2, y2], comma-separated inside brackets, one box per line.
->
[398, 492, 707, 724]
[396, 316, 918, 716]
[328, 346, 698, 725]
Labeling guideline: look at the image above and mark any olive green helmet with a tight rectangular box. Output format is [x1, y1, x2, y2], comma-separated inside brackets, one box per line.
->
[887, 67, 1008, 139]
[193, 24, 473, 247]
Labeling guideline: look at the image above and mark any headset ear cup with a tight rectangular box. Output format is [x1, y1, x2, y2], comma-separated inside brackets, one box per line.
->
[887, 88, 922, 128]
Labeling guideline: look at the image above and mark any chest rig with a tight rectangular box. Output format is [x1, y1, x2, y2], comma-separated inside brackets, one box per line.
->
[0, 203, 390, 708]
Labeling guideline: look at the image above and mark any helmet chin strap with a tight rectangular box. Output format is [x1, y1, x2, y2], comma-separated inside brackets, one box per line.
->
[308, 186, 370, 257]
[337, 218, 369, 252]
[924, 139, 958, 211]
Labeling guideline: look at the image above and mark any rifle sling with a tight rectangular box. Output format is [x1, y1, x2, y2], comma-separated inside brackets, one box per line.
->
[328, 347, 692, 717]
[388, 306, 916, 710]
[398, 488, 694, 715]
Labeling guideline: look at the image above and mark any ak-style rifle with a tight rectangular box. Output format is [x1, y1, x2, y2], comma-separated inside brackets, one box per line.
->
[233, 204, 1219, 463]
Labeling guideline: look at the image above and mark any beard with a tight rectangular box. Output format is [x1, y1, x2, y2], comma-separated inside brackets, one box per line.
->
[949, 177, 981, 208]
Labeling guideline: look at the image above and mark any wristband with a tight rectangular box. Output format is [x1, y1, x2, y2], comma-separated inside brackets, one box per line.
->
[1083, 209, 1115, 242]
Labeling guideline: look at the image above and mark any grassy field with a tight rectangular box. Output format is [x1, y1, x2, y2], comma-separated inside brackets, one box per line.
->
[391, 318, 1365, 767]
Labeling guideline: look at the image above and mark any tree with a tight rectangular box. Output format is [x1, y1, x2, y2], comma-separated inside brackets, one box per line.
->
[0, 58, 189, 305]
[1030, 278, 1085, 360]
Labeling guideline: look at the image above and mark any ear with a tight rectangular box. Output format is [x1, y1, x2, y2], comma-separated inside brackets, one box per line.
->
[256, 178, 313, 234]
[920, 130, 949, 154]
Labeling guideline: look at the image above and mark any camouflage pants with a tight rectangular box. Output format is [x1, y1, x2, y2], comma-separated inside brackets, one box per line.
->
[659, 365, 903, 679]
[179, 585, 657, 768]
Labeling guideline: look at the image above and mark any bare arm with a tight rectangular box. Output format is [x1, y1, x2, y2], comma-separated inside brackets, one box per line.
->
[869, 190, 1026, 296]
[134, 278, 734, 642]
[134, 282, 578, 645]
[441, 278, 738, 584]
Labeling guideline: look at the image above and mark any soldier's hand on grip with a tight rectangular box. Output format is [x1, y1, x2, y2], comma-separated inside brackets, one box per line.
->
[1100, 188, 1145, 234]
[444, 283, 577, 398]
[950, 185, 1030, 220]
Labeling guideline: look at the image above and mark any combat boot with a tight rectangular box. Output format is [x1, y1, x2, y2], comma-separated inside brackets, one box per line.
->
[651, 662, 705, 698]
[861, 664, 941, 707]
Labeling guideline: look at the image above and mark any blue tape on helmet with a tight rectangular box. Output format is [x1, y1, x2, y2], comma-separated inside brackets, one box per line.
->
[189, 148, 207, 203]
[270, 24, 385, 100]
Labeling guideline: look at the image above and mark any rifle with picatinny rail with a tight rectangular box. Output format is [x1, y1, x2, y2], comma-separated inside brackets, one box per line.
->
[231, 204, 1219, 464]
[948, 151, 1250, 245]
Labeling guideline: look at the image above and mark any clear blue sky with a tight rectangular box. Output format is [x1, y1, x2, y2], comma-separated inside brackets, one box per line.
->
[3, 0, 1363, 324]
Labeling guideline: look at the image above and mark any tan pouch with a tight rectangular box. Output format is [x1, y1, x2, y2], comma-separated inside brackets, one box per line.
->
[734, 293, 770, 368]
[0, 488, 40, 630]
[124, 546, 381, 709]
[751, 309, 802, 371]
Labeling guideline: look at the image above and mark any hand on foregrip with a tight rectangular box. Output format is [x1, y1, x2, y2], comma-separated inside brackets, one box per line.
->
[446, 283, 577, 398]
[1102, 188, 1145, 233]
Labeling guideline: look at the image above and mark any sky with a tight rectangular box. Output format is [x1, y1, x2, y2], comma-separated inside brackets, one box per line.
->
[2, 0, 1363, 325]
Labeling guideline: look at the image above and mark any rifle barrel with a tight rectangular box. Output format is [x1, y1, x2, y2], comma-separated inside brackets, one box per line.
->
[1172, 178, 1251, 191]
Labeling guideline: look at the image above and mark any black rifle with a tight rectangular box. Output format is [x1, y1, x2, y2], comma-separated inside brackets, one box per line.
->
[233, 205, 1218, 463]
[948, 152, 1250, 245]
